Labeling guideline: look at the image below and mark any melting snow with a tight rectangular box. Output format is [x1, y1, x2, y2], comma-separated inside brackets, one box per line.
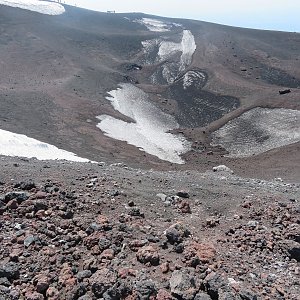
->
[136, 18, 181, 32]
[179, 30, 197, 71]
[211, 108, 300, 157]
[182, 70, 206, 89]
[141, 39, 158, 53]
[160, 30, 196, 82]
[97, 83, 191, 164]
[0, 0, 65, 15]
[158, 40, 181, 60]
[142, 30, 196, 83]
[0, 129, 90, 162]
[157, 30, 196, 70]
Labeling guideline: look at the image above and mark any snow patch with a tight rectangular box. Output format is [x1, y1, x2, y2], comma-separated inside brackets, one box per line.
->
[0, 129, 90, 162]
[179, 30, 197, 72]
[141, 39, 160, 65]
[158, 40, 181, 60]
[213, 165, 233, 174]
[160, 30, 196, 83]
[0, 0, 65, 15]
[136, 18, 182, 32]
[211, 108, 300, 157]
[142, 30, 196, 83]
[97, 83, 191, 164]
[141, 39, 159, 51]
[182, 70, 206, 89]
[157, 30, 196, 69]
[161, 62, 180, 84]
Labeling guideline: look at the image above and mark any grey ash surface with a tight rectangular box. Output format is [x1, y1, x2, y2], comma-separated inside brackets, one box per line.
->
[166, 70, 240, 128]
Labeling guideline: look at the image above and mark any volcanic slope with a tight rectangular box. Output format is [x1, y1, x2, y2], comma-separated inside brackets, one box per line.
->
[0, 4, 300, 180]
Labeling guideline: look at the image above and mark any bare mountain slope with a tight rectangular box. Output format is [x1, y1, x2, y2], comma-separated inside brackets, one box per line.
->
[0, 4, 299, 300]
[0, 4, 299, 180]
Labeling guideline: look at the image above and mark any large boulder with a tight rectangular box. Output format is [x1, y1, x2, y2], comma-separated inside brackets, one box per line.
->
[135, 280, 157, 299]
[194, 292, 212, 300]
[90, 268, 117, 298]
[212, 165, 233, 174]
[165, 223, 190, 244]
[184, 241, 216, 265]
[136, 246, 160, 266]
[0, 262, 20, 281]
[169, 268, 200, 300]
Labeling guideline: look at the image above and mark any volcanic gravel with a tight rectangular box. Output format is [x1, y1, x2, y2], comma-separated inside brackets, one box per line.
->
[0, 156, 299, 299]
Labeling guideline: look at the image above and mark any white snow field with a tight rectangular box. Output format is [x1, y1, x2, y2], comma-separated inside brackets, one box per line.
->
[97, 83, 191, 164]
[136, 18, 181, 32]
[211, 108, 300, 157]
[0, 0, 65, 15]
[0, 129, 90, 162]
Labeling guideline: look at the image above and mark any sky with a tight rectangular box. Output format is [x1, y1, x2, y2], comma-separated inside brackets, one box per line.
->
[64, 0, 300, 32]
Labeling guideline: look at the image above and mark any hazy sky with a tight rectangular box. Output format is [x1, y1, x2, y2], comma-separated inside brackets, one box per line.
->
[64, 0, 300, 32]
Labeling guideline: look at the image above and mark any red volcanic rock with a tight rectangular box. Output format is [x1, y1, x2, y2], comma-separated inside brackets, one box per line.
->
[46, 287, 60, 299]
[90, 268, 117, 298]
[58, 264, 78, 288]
[157, 289, 173, 300]
[178, 200, 191, 213]
[137, 246, 160, 266]
[184, 241, 216, 264]
[118, 267, 137, 279]
[34, 191, 47, 199]
[100, 248, 115, 260]
[84, 232, 103, 249]
[9, 248, 23, 262]
[160, 262, 170, 273]
[34, 274, 50, 293]
[24, 291, 44, 300]
[128, 239, 148, 251]
[6, 199, 18, 209]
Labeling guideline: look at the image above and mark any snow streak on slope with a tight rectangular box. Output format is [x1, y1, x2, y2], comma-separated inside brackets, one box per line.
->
[136, 18, 170, 32]
[136, 18, 181, 32]
[157, 30, 196, 72]
[157, 40, 181, 60]
[142, 30, 196, 83]
[179, 30, 197, 71]
[182, 70, 207, 89]
[141, 39, 160, 65]
[211, 108, 300, 157]
[0, 129, 90, 162]
[0, 0, 65, 15]
[97, 83, 191, 164]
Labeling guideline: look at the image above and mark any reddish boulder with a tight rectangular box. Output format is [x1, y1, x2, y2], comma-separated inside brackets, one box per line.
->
[137, 246, 160, 266]
[184, 242, 216, 264]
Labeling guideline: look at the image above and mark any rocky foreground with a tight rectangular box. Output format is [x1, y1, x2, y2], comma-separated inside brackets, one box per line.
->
[0, 157, 299, 300]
